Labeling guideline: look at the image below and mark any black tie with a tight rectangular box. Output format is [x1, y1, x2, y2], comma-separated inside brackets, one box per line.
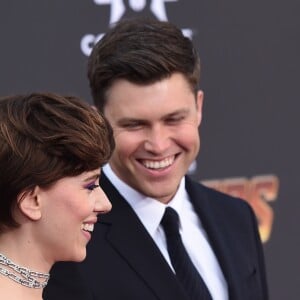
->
[161, 207, 212, 300]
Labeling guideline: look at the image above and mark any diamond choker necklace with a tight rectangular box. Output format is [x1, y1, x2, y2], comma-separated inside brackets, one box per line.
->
[0, 252, 49, 289]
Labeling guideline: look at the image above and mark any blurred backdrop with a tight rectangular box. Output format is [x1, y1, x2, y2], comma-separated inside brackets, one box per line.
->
[1, 1, 299, 298]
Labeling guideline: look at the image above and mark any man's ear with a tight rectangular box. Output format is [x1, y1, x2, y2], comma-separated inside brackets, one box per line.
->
[17, 187, 42, 221]
[196, 90, 204, 126]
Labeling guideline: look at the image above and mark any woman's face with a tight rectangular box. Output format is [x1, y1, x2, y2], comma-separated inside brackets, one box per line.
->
[36, 169, 111, 263]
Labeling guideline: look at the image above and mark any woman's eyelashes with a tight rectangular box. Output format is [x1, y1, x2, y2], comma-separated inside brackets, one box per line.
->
[85, 183, 100, 191]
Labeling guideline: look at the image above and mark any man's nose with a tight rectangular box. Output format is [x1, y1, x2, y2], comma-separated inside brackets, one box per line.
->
[143, 124, 171, 154]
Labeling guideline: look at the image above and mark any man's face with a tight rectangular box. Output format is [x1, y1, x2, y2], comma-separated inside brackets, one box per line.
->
[104, 73, 203, 203]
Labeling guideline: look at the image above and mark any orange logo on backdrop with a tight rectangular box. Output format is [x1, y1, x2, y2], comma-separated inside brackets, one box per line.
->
[201, 175, 279, 243]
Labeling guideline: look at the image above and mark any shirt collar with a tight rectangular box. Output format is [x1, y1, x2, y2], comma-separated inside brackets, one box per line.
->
[103, 164, 186, 236]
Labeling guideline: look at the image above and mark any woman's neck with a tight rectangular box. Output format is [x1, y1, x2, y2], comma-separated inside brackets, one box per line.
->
[0, 229, 52, 299]
[0, 252, 50, 287]
[0, 274, 44, 300]
[0, 228, 52, 273]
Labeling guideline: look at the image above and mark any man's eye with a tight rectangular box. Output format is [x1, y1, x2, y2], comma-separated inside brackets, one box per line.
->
[123, 123, 142, 129]
[167, 116, 184, 123]
[86, 184, 100, 191]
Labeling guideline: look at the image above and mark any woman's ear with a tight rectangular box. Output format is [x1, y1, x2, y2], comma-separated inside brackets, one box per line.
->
[17, 187, 42, 221]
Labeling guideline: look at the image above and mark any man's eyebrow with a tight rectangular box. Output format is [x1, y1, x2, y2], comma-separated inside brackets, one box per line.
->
[117, 109, 189, 122]
[118, 117, 142, 122]
[117, 118, 147, 124]
[165, 109, 189, 117]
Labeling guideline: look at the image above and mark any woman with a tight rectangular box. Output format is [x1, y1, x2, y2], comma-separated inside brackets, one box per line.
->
[0, 92, 114, 299]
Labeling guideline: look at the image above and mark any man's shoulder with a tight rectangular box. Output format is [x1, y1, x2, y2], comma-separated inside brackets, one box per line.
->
[185, 176, 258, 240]
[185, 176, 252, 213]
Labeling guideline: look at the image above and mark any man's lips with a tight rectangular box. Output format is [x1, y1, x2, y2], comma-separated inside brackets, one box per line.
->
[139, 155, 176, 170]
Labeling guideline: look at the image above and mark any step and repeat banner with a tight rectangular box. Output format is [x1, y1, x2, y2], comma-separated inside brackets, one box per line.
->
[1, 1, 299, 298]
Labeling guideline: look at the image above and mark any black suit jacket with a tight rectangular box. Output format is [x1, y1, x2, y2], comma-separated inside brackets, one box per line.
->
[43, 174, 268, 300]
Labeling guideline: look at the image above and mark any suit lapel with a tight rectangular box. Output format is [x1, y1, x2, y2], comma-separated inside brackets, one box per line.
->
[185, 177, 255, 300]
[99, 174, 188, 300]
[99, 174, 254, 299]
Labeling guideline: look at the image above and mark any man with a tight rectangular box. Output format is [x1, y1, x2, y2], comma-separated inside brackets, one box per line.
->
[44, 18, 268, 300]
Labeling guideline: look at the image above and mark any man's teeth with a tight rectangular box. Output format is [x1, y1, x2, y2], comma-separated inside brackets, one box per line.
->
[81, 223, 94, 232]
[142, 157, 174, 169]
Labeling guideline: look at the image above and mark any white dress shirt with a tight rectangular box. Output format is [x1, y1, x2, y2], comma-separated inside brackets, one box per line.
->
[103, 164, 228, 300]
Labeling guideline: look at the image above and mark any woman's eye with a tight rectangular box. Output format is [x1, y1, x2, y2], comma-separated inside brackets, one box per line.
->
[86, 183, 99, 191]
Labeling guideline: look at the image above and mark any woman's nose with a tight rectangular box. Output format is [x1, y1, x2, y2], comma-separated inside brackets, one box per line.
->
[94, 187, 112, 214]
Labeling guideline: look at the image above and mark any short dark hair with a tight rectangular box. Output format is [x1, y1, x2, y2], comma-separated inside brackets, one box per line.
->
[87, 18, 200, 112]
[0, 92, 114, 231]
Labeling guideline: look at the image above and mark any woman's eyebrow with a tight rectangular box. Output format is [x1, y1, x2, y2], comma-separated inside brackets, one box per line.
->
[83, 173, 100, 182]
